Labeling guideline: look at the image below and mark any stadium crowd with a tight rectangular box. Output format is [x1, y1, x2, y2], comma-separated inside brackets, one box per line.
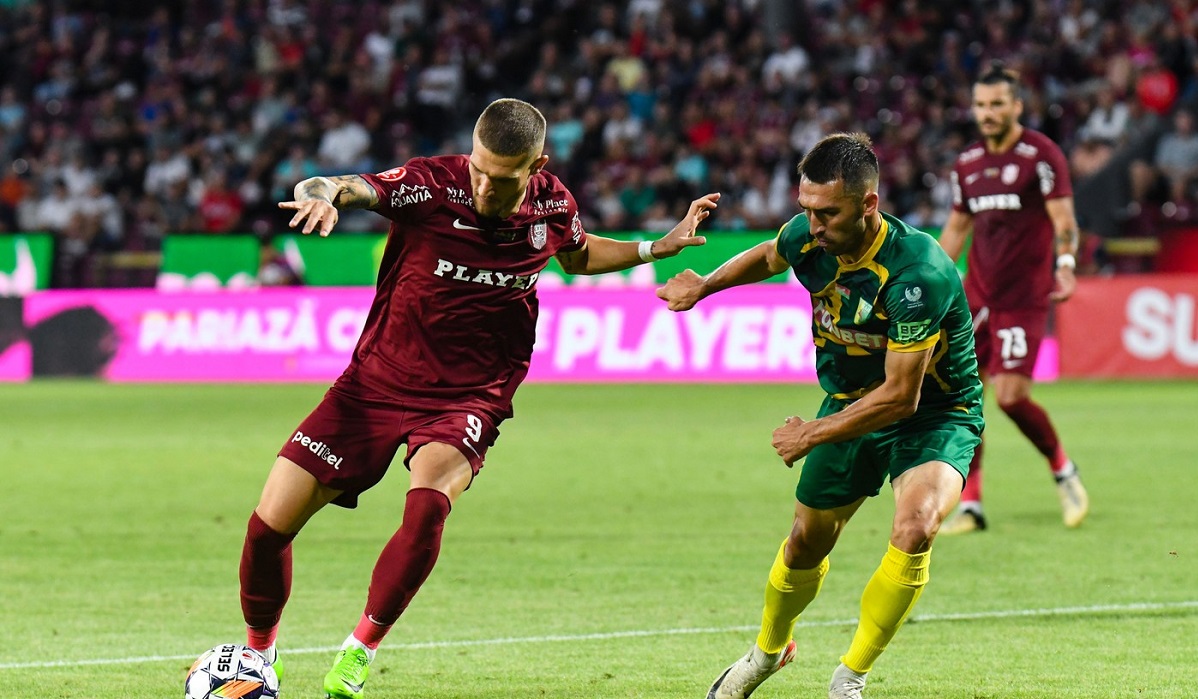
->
[0, 0, 1196, 286]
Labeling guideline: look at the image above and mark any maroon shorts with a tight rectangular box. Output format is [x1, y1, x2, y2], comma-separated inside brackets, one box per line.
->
[971, 305, 1048, 378]
[278, 389, 503, 508]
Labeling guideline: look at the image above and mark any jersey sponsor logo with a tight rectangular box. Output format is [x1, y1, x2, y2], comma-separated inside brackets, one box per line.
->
[291, 430, 344, 469]
[529, 221, 547, 250]
[1001, 164, 1019, 184]
[1015, 142, 1039, 158]
[452, 218, 483, 231]
[967, 193, 1023, 212]
[570, 212, 583, 244]
[813, 300, 886, 349]
[1037, 160, 1055, 195]
[433, 258, 539, 289]
[854, 298, 874, 323]
[895, 319, 932, 343]
[959, 146, 984, 163]
[390, 183, 431, 208]
[376, 166, 407, 181]
[446, 186, 472, 206]
[532, 197, 569, 213]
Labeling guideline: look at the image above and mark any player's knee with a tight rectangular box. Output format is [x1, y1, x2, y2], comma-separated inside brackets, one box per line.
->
[784, 528, 836, 569]
[996, 388, 1032, 412]
[890, 509, 938, 551]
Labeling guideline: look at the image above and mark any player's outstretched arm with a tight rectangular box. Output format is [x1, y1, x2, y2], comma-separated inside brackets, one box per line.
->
[656, 239, 789, 312]
[556, 193, 720, 275]
[278, 175, 379, 237]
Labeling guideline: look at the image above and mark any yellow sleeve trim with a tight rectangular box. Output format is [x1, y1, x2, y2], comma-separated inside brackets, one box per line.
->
[888, 331, 941, 353]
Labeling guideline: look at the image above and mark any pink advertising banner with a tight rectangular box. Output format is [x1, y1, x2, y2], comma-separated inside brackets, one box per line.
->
[0, 287, 1058, 383]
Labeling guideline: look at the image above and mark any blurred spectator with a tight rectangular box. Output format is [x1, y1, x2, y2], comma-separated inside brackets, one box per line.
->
[0, 168, 32, 231]
[1080, 86, 1131, 145]
[1135, 54, 1180, 116]
[618, 166, 656, 229]
[143, 144, 191, 199]
[317, 110, 372, 172]
[272, 145, 321, 202]
[1129, 108, 1198, 214]
[761, 32, 810, 90]
[196, 170, 245, 233]
[34, 180, 76, 237]
[413, 46, 464, 149]
[258, 244, 303, 286]
[74, 181, 123, 251]
[0, 0, 1190, 286]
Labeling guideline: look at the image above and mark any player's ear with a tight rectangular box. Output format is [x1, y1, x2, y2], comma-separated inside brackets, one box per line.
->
[861, 190, 879, 216]
[529, 154, 549, 175]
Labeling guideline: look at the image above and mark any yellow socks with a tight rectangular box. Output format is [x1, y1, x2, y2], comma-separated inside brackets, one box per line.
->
[756, 540, 829, 654]
[841, 543, 930, 673]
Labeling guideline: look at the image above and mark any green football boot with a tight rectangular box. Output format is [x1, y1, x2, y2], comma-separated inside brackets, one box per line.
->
[323, 646, 371, 699]
[264, 646, 283, 685]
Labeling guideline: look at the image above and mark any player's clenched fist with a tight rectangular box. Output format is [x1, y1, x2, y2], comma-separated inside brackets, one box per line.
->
[656, 269, 707, 312]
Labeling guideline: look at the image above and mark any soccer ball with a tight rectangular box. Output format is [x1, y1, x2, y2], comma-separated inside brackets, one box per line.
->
[185, 643, 279, 699]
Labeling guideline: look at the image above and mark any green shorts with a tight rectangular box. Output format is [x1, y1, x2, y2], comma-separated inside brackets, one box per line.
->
[794, 395, 984, 510]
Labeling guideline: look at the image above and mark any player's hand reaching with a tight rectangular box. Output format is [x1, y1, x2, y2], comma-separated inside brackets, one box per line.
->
[279, 198, 340, 237]
[1049, 265, 1076, 302]
[649, 193, 720, 259]
[772, 414, 815, 467]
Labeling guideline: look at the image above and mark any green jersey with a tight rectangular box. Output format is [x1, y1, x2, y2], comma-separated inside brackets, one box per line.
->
[775, 211, 982, 415]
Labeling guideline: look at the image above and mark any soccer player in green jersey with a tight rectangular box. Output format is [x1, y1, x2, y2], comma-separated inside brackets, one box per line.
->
[657, 133, 983, 699]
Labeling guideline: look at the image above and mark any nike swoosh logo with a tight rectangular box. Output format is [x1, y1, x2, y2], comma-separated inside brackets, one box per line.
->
[345, 681, 365, 693]
[453, 218, 482, 230]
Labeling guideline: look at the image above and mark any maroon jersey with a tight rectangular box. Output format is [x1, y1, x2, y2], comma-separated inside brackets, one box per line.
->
[336, 155, 587, 416]
[951, 128, 1071, 311]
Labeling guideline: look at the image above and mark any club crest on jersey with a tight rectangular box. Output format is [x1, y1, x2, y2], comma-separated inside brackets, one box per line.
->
[376, 166, 407, 181]
[529, 221, 547, 250]
[1002, 164, 1019, 184]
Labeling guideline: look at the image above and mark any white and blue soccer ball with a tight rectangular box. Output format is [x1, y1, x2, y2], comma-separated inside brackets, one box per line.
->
[185, 643, 279, 699]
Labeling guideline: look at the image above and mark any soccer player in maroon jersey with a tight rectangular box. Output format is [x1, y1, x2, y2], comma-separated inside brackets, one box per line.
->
[239, 98, 720, 699]
[938, 64, 1089, 534]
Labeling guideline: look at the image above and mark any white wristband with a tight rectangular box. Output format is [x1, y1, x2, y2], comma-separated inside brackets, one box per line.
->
[1056, 253, 1076, 270]
[638, 240, 658, 263]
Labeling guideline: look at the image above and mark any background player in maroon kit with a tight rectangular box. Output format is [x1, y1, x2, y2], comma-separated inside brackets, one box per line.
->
[241, 98, 720, 698]
[938, 64, 1089, 535]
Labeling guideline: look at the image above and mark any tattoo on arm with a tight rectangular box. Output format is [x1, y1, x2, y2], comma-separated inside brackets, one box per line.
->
[327, 175, 378, 209]
[1055, 227, 1079, 256]
[296, 177, 337, 203]
[295, 175, 378, 210]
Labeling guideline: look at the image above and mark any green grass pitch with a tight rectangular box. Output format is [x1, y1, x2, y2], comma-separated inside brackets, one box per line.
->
[1, 380, 1195, 698]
